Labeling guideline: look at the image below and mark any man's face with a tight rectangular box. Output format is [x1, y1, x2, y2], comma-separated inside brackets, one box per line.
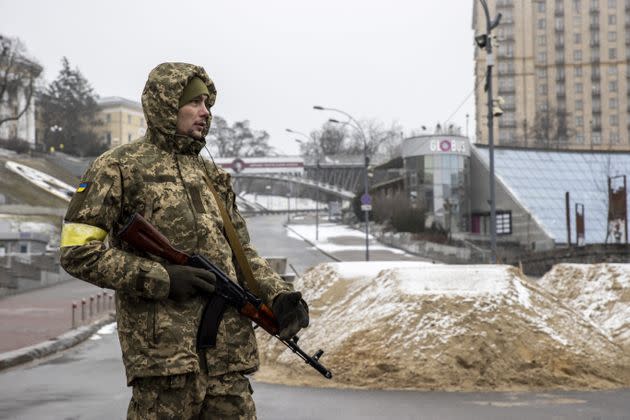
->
[176, 94, 210, 139]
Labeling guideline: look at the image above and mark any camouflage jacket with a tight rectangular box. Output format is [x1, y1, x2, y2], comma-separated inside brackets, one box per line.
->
[60, 63, 291, 384]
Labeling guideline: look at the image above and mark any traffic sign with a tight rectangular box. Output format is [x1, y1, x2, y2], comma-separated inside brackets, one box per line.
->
[360, 193, 372, 205]
[361, 204, 372, 212]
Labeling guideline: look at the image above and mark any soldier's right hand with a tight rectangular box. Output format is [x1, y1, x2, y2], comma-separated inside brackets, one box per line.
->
[164, 265, 216, 302]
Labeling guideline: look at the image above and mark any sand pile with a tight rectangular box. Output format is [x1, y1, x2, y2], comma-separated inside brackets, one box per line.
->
[538, 263, 630, 349]
[255, 262, 630, 391]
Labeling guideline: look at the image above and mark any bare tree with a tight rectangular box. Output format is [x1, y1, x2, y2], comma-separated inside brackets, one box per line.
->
[206, 116, 273, 157]
[345, 118, 403, 159]
[0, 35, 42, 130]
[529, 108, 573, 149]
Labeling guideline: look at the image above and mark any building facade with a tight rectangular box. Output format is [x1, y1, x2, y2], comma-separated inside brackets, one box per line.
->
[95, 96, 146, 148]
[402, 135, 472, 234]
[0, 57, 41, 147]
[473, 0, 630, 151]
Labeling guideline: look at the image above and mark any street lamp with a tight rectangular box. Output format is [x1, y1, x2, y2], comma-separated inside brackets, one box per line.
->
[475, 0, 501, 264]
[287, 128, 321, 241]
[50, 125, 63, 153]
[314, 105, 370, 261]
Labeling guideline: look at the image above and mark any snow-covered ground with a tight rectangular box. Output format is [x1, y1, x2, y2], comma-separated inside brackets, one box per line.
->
[287, 222, 409, 256]
[240, 193, 329, 211]
[4, 161, 74, 202]
[256, 262, 630, 391]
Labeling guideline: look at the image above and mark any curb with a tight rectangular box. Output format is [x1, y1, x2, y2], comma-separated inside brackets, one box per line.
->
[284, 224, 341, 262]
[0, 313, 115, 371]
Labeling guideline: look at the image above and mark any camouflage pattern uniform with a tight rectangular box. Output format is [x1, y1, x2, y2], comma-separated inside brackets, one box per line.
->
[60, 62, 292, 419]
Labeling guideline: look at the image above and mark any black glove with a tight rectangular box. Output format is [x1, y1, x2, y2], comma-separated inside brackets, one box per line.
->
[272, 291, 309, 340]
[164, 265, 216, 302]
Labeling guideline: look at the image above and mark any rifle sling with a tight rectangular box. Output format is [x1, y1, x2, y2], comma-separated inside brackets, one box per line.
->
[205, 178, 262, 297]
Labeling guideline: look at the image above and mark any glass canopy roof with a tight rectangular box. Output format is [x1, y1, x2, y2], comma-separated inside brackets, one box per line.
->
[475, 146, 630, 244]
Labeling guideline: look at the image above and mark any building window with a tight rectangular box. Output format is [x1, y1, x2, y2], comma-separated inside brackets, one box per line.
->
[128, 133, 132, 142]
[497, 211, 512, 235]
[538, 35, 547, 46]
[106, 114, 111, 123]
[609, 31, 617, 42]
[574, 33, 582, 44]
[593, 132, 602, 144]
[608, 0, 617, 8]
[537, 68, 548, 78]
[609, 80, 618, 91]
[537, 52, 547, 63]
[539, 84, 548, 94]
[575, 82, 583, 93]
[555, 17, 565, 31]
[128, 115, 132, 124]
[574, 50, 582, 61]
[538, 2, 546, 12]
[20, 244, 28, 253]
[609, 14, 617, 24]
[576, 99, 584, 110]
[576, 116, 584, 127]
[608, 66, 618, 75]
[106, 132, 112, 145]
[611, 131, 620, 143]
[576, 132, 585, 143]
[609, 48, 617, 59]
[575, 66, 583, 77]
[609, 97, 618, 108]
[610, 114, 619, 125]
[538, 18, 546, 29]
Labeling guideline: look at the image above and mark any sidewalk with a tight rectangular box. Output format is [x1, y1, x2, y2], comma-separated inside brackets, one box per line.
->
[0, 279, 109, 354]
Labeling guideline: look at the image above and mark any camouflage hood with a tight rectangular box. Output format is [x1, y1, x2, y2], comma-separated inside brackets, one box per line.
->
[141, 62, 217, 155]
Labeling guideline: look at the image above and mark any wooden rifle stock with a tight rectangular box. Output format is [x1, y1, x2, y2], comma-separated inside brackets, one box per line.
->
[118, 213, 189, 265]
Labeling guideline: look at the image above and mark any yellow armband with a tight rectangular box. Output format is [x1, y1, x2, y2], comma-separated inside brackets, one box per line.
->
[60, 223, 108, 247]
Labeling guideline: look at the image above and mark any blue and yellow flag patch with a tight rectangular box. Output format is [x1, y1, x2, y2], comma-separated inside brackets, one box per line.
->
[76, 182, 90, 193]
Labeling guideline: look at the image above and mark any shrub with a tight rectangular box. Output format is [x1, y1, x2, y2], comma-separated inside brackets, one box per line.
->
[0, 137, 31, 154]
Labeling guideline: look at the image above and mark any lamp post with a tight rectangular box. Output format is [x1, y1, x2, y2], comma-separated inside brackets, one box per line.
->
[50, 125, 63, 153]
[314, 105, 370, 261]
[476, 0, 501, 264]
[288, 128, 321, 241]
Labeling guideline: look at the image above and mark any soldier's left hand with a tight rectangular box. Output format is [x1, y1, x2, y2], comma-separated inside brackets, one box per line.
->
[272, 291, 309, 340]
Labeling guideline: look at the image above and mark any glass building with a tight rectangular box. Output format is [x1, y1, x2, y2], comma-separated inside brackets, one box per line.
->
[402, 135, 471, 233]
[475, 146, 630, 245]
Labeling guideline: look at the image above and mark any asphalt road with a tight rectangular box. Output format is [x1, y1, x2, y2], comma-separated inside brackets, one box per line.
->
[1, 214, 629, 419]
[1, 330, 629, 420]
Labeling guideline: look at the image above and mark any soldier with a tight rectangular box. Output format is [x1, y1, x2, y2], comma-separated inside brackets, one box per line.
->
[60, 62, 309, 419]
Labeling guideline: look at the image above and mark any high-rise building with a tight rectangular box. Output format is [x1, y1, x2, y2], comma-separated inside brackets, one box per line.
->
[473, 0, 630, 150]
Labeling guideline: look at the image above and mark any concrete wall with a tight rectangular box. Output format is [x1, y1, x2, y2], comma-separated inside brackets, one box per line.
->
[507, 244, 630, 277]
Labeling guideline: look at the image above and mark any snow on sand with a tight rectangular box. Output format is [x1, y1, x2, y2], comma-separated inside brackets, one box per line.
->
[539, 263, 630, 349]
[255, 263, 630, 391]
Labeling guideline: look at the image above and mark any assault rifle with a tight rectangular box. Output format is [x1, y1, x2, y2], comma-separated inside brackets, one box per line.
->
[118, 213, 332, 379]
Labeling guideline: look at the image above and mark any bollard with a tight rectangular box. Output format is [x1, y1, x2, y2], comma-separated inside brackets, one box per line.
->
[97, 294, 101, 314]
[81, 299, 86, 323]
[72, 302, 77, 328]
[89, 296, 94, 318]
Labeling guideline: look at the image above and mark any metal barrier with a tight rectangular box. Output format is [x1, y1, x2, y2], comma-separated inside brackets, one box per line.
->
[71, 291, 115, 328]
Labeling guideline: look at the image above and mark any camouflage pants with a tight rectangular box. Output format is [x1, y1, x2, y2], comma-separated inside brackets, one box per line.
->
[127, 371, 256, 420]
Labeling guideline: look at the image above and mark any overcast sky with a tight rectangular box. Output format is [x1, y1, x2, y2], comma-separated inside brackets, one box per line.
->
[1, 0, 477, 155]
